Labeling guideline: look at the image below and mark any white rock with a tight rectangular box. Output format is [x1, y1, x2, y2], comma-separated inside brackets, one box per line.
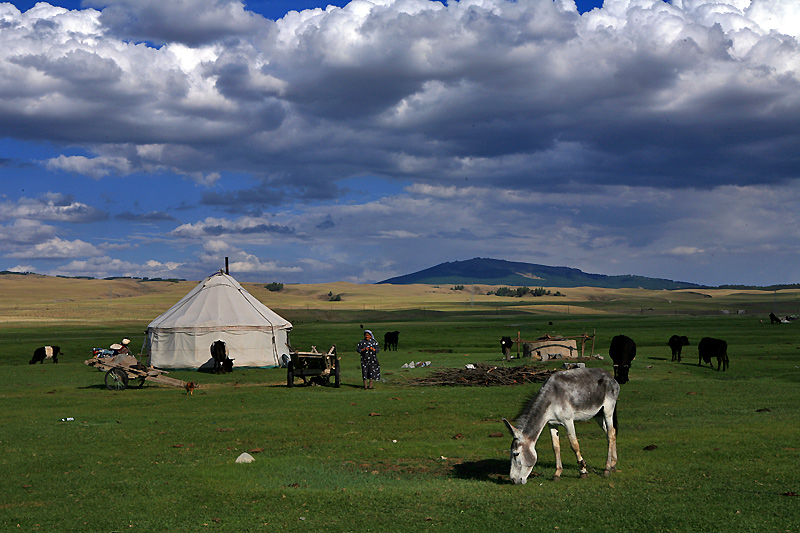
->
[235, 452, 255, 464]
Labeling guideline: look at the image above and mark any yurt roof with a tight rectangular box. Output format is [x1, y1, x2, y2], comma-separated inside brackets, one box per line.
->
[147, 271, 292, 332]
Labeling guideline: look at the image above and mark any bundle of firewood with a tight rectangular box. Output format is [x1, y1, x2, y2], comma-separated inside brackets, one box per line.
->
[403, 362, 558, 387]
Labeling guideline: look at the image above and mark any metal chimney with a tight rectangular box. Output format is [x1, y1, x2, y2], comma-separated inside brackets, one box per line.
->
[225, 257, 229, 274]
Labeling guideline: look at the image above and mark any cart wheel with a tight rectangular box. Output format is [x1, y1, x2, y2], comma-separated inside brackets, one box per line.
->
[134, 376, 146, 388]
[287, 362, 294, 388]
[333, 357, 341, 388]
[105, 368, 129, 391]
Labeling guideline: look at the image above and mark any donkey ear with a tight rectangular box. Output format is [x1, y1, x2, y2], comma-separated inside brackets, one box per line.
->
[502, 418, 523, 439]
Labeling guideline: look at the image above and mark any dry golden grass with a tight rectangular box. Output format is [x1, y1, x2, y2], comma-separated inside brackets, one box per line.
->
[1, 273, 795, 324]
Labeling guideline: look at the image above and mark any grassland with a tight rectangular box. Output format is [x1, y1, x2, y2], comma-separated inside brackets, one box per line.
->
[1, 274, 798, 531]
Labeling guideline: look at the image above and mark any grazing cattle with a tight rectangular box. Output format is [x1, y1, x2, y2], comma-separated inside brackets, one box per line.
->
[30, 345, 61, 364]
[667, 335, 690, 362]
[769, 313, 781, 325]
[210, 340, 233, 374]
[698, 337, 728, 371]
[609, 335, 636, 385]
[384, 331, 400, 351]
[503, 367, 619, 484]
[500, 336, 514, 358]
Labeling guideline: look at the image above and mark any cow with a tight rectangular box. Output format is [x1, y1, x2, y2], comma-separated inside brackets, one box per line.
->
[667, 335, 690, 362]
[609, 335, 636, 385]
[500, 336, 514, 358]
[210, 340, 233, 374]
[769, 313, 781, 325]
[384, 331, 400, 351]
[30, 345, 61, 364]
[698, 337, 728, 371]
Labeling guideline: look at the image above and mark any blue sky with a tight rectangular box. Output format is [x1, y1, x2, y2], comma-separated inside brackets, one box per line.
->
[1, 0, 799, 286]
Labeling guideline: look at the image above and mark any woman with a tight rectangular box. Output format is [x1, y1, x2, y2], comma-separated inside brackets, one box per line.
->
[357, 329, 381, 389]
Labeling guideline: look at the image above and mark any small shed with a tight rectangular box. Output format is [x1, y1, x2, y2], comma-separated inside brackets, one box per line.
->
[522, 335, 578, 360]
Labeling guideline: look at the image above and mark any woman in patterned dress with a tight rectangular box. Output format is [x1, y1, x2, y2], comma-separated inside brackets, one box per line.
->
[357, 329, 381, 389]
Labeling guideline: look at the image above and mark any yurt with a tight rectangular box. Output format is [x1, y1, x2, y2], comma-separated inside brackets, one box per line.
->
[144, 271, 292, 369]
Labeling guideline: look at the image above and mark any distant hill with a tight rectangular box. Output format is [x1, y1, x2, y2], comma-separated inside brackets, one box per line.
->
[377, 258, 704, 290]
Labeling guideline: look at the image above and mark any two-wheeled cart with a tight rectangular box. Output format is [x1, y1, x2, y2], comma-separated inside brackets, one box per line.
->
[85, 354, 188, 391]
[286, 345, 340, 388]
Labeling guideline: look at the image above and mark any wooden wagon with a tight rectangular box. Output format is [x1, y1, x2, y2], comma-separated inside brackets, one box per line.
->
[84, 354, 188, 391]
[286, 345, 340, 388]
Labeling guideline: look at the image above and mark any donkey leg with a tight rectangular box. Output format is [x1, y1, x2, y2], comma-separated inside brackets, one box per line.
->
[595, 414, 617, 476]
[563, 421, 588, 479]
[550, 427, 563, 481]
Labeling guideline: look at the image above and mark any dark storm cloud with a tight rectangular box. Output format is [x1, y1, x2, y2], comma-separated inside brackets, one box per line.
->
[2, 0, 797, 192]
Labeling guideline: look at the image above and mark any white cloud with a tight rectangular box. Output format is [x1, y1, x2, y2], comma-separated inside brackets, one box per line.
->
[87, 0, 268, 46]
[43, 155, 133, 179]
[0, 194, 107, 222]
[45, 256, 184, 278]
[5, 237, 100, 259]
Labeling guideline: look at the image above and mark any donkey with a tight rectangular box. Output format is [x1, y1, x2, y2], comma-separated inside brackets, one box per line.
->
[502, 367, 619, 484]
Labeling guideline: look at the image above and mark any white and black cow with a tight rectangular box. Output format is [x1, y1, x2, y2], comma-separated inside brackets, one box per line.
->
[609, 335, 636, 385]
[698, 337, 728, 371]
[667, 335, 690, 362]
[210, 340, 233, 374]
[30, 345, 61, 364]
[500, 336, 514, 358]
[384, 331, 400, 351]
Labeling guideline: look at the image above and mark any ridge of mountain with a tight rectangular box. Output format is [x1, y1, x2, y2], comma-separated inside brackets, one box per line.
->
[377, 258, 704, 290]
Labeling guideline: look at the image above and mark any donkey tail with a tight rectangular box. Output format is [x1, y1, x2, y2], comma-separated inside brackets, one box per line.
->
[612, 404, 619, 434]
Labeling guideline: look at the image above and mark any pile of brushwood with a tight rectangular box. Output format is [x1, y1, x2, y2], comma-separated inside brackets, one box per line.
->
[404, 362, 558, 387]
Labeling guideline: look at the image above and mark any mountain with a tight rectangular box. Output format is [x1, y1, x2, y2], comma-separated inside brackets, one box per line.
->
[377, 258, 704, 290]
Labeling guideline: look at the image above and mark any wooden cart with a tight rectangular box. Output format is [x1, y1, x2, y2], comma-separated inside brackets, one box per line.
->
[286, 345, 339, 388]
[85, 354, 188, 391]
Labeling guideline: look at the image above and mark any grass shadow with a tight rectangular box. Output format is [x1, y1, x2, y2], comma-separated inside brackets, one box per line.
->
[452, 459, 509, 484]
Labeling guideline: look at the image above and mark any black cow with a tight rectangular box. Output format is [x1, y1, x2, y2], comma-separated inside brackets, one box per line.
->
[698, 337, 728, 371]
[500, 336, 513, 358]
[210, 340, 233, 374]
[769, 313, 781, 325]
[30, 345, 61, 364]
[384, 331, 399, 351]
[609, 335, 636, 384]
[667, 335, 690, 362]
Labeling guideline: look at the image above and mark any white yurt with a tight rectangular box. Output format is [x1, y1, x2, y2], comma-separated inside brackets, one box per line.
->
[144, 271, 292, 369]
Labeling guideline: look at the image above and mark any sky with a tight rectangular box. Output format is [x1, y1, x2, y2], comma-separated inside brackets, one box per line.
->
[1, 0, 799, 287]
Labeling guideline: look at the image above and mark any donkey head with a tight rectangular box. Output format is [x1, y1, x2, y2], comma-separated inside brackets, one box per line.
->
[503, 418, 537, 485]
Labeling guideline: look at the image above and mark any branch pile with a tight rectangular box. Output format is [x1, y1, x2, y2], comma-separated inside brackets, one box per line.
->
[404, 362, 558, 387]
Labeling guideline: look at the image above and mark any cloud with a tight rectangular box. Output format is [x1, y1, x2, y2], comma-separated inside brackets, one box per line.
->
[0, 0, 795, 193]
[170, 216, 297, 238]
[115, 211, 177, 222]
[43, 155, 133, 179]
[0, 219, 59, 246]
[3, 1, 800, 286]
[0, 193, 108, 222]
[5, 237, 100, 259]
[86, 0, 268, 46]
[46, 256, 184, 278]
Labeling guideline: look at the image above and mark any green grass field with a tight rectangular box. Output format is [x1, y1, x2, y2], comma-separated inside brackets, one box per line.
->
[1, 279, 798, 531]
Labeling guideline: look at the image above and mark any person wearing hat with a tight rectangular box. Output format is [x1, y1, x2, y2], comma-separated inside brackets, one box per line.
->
[357, 329, 381, 389]
[116, 338, 131, 356]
